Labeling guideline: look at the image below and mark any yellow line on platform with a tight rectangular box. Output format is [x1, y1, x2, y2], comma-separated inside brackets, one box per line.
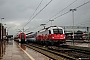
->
[18, 44, 35, 60]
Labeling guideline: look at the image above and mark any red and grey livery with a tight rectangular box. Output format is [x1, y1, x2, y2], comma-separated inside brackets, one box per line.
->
[36, 26, 66, 46]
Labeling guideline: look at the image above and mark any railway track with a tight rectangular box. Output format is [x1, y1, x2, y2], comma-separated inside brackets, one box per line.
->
[25, 43, 90, 60]
[25, 43, 76, 60]
[15, 40, 90, 60]
[64, 45, 90, 55]
[48, 45, 90, 60]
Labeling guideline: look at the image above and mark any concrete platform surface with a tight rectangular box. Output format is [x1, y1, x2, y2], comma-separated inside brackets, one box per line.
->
[0, 40, 50, 60]
[1, 41, 30, 60]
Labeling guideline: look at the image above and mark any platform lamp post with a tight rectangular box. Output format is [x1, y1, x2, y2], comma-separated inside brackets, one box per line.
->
[70, 9, 76, 45]
[1, 18, 4, 41]
[49, 20, 54, 26]
[40, 24, 46, 29]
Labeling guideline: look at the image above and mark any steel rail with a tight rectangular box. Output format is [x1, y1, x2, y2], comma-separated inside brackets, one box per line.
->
[25, 43, 76, 60]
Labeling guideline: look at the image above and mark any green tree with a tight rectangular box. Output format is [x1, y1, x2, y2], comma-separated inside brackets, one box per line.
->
[76, 30, 83, 33]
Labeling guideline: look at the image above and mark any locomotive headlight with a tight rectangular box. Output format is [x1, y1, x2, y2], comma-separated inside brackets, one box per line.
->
[64, 37, 65, 39]
[52, 37, 54, 38]
[19, 39, 21, 42]
[25, 39, 26, 42]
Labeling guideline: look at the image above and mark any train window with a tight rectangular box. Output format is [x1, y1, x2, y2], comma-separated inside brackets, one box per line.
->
[26, 36, 29, 38]
[30, 35, 34, 38]
[53, 29, 63, 34]
[49, 30, 51, 34]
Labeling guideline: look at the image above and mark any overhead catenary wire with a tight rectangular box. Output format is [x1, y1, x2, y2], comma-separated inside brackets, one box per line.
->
[48, 0, 77, 20]
[17, 0, 43, 33]
[23, 0, 44, 28]
[45, 0, 78, 24]
[24, 25, 40, 32]
[30, 0, 90, 32]
[75, 0, 90, 9]
[53, 11, 70, 20]
[28, 0, 78, 31]
[24, 0, 53, 28]
[51, 0, 90, 20]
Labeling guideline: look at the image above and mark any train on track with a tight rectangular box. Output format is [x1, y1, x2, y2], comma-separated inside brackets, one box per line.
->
[65, 32, 88, 40]
[14, 26, 88, 46]
[14, 32, 26, 43]
[26, 26, 66, 46]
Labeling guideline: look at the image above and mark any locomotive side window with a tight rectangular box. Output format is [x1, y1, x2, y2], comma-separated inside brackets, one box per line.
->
[30, 35, 34, 38]
[49, 30, 51, 34]
[53, 29, 63, 34]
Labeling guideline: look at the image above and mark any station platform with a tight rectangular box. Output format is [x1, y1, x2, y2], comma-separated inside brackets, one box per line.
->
[0, 40, 50, 60]
[0, 39, 90, 60]
[0, 40, 30, 60]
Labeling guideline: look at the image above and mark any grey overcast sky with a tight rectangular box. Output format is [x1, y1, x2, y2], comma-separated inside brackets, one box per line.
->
[0, 0, 90, 35]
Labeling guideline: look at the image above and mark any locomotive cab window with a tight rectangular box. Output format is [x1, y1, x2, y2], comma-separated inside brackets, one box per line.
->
[49, 30, 51, 34]
[53, 29, 63, 34]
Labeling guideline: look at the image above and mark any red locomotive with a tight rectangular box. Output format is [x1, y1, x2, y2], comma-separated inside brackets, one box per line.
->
[18, 32, 26, 43]
[36, 26, 66, 46]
